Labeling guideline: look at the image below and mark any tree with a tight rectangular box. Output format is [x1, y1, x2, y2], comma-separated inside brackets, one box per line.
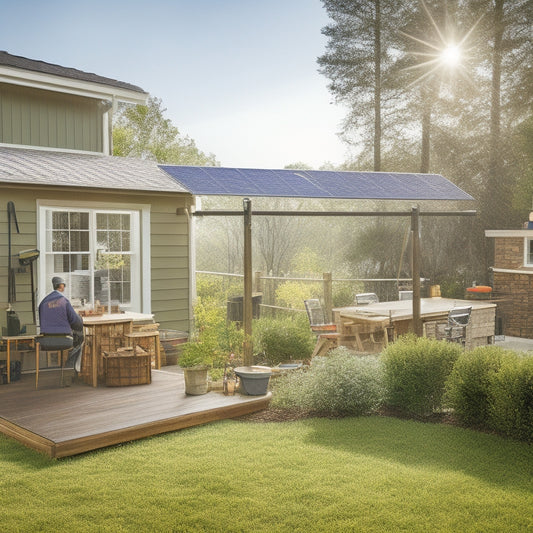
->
[112, 96, 218, 166]
[318, 0, 413, 171]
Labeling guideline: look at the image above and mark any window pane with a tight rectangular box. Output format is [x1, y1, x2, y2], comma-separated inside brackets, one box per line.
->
[109, 232, 121, 252]
[121, 214, 130, 230]
[96, 231, 108, 249]
[52, 211, 69, 229]
[69, 212, 88, 230]
[122, 282, 131, 302]
[122, 232, 130, 252]
[52, 231, 69, 252]
[96, 213, 107, 229]
[108, 214, 121, 230]
[110, 283, 122, 302]
[122, 256, 131, 281]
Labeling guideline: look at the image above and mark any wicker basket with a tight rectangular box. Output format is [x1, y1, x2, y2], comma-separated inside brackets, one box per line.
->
[103, 349, 151, 387]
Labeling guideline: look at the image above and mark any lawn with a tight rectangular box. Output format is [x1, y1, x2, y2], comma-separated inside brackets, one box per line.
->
[1, 416, 531, 532]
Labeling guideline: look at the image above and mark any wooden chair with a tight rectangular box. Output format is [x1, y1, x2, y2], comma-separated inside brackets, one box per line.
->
[304, 299, 339, 357]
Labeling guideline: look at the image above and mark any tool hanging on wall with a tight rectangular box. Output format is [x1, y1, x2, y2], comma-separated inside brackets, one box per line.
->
[19, 249, 40, 324]
[7, 201, 20, 304]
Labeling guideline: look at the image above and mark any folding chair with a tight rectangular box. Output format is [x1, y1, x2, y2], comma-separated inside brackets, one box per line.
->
[435, 306, 472, 345]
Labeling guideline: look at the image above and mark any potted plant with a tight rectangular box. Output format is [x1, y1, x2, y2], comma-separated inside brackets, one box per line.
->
[179, 341, 215, 395]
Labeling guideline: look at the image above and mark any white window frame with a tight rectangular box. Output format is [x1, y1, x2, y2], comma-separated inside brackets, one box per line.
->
[37, 199, 151, 313]
[524, 238, 533, 267]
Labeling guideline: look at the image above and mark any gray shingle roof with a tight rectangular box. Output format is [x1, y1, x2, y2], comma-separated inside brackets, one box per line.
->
[0, 51, 147, 94]
[0, 147, 189, 193]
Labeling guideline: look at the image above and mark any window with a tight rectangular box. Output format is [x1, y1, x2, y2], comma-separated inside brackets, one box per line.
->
[38, 203, 148, 312]
[526, 238, 533, 266]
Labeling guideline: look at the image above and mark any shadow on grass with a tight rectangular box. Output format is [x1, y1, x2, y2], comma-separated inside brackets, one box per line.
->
[303, 416, 533, 492]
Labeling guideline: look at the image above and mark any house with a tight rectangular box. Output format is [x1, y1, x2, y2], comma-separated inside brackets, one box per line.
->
[486, 218, 533, 338]
[0, 51, 194, 335]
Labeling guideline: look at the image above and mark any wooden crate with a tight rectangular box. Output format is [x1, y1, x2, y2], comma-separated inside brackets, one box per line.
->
[103, 350, 151, 387]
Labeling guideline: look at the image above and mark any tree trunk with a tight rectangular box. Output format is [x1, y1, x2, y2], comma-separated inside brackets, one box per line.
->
[373, 0, 382, 171]
[420, 86, 431, 174]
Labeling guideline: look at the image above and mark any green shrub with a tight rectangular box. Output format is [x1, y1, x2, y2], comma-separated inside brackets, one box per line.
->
[254, 315, 315, 365]
[444, 346, 511, 426]
[381, 334, 462, 416]
[272, 347, 384, 415]
[489, 354, 533, 442]
[275, 281, 321, 309]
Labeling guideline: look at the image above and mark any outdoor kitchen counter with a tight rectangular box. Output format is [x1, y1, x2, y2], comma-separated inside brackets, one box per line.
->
[333, 297, 497, 352]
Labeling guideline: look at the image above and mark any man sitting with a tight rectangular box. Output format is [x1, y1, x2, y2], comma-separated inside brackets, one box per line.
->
[38, 276, 84, 372]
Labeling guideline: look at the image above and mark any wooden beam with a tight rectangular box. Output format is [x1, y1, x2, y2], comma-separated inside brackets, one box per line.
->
[411, 206, 422, 336]
[243, 198, 253, 365]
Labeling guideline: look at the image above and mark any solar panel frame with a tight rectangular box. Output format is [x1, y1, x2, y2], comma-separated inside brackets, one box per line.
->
[159, 165, 474, 201]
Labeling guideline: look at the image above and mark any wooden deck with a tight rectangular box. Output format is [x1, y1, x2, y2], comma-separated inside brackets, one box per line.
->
[0, 369, 271, 458]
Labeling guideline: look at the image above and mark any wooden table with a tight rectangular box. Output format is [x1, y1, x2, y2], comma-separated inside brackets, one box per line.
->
[1, 335, 38, 384]
[333, 297, 497, 352]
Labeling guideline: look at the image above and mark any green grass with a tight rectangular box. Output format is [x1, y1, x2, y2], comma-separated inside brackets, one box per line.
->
[1, 417, 531, 532]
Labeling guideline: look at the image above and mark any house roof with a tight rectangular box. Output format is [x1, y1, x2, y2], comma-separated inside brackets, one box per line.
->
[0, 51, 146, 95]
[0, 147, 189, 193]
[159, 165, 474, 201]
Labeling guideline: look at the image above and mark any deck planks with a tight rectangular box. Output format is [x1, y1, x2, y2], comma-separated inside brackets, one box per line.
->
[0, 370, 270, 458]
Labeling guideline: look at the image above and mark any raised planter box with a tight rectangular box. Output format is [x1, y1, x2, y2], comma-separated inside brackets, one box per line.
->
[103, 351, 151, 387]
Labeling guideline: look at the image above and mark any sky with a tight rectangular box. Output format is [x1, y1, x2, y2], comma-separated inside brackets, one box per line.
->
[1, 0, 350, 169]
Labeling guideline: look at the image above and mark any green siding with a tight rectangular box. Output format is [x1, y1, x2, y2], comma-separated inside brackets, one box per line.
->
[0, 84, 103, 152]
[0, 188, 191, 334]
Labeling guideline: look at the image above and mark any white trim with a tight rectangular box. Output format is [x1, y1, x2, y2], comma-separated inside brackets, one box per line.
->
[492, 268, 533, 275]
[525, 237, 533, 267]
[141, 207, 152, 314]
[36, 199, 151, 313]
[0, 142, 105, 156]
[102, 112, 110, 156]
[485, 229, 533, 237]
[0, 66, 147, 104]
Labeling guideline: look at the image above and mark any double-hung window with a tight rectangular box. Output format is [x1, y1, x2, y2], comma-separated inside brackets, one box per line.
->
[525, 238, 533, 266]
[38, 202, 148, 312]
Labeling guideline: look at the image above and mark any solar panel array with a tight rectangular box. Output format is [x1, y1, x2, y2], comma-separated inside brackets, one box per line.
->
[159, 165, 474, 201]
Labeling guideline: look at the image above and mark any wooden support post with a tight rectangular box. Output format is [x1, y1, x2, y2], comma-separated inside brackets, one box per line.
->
[411, 206, 422, 336]
[243, 198, 253, 365]
[323, 272, 333, 323]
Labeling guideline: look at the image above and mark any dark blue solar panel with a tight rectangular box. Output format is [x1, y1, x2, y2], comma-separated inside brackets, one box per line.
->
[159, 165, 473, 201]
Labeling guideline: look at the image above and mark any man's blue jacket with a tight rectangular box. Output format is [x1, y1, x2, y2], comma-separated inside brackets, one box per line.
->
[39, 290, 83, 334]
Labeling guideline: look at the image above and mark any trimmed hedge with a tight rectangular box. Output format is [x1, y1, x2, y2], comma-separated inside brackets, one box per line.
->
[446, 347, 533, 441]
[381, 335, 462, 416]
[444, 346, 512, 426]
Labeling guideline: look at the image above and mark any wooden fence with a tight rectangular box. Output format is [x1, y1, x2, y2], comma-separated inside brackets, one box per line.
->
[196, 271, 417, 321]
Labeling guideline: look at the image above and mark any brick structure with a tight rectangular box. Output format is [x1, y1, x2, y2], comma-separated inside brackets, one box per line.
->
[486, 230, 533, 338]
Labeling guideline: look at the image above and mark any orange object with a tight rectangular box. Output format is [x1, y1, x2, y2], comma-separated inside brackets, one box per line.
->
[466, 286, 492, 293]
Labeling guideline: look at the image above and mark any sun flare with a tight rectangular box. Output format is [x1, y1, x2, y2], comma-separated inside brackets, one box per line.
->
[441, 44, 461, 67]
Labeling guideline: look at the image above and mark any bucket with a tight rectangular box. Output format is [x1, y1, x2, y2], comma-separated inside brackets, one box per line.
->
[234, 366, 272, 395]
[183, 366, 209, 395]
